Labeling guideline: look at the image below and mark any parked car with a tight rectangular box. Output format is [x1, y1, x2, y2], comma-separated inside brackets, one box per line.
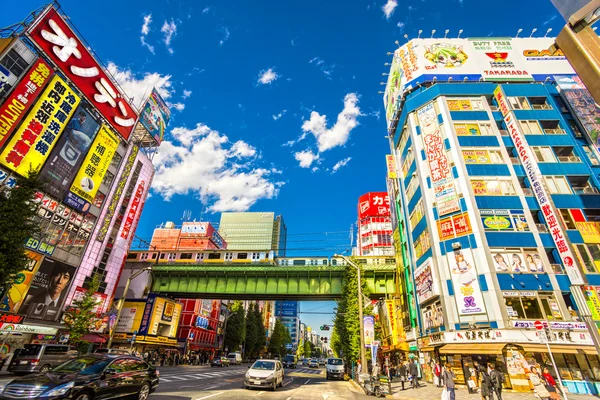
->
[211, 357, 230, 367]
[8, 344, 76, 374]
[94, 348, 131, 355]
[0, 354, 158, 400]
[244, 359, 284, 391]
[227, 352, 242, 365]
[308, 359, 318, 368]
[326, 358, 345, 380]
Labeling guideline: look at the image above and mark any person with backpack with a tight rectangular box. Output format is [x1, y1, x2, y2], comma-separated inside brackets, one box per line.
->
[489, 363, 504, 400]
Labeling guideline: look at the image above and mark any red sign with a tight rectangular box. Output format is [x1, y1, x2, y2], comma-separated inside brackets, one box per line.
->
[358, 192, 390, 220]
[0, 59, 54, 148]
[534, 320, 543, 330]
[120, 180, 145, 240]
[27, 7, 137, 141]
[0, 313, 25, 324]
[437, 212, 473, 241]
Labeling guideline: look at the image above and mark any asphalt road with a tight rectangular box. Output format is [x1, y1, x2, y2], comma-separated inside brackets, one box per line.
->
[150, 364, 372, 400]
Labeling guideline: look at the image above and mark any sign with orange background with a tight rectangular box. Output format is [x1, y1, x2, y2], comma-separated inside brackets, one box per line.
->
[437, 212, 473, 241]
[0, 251, 43, 313]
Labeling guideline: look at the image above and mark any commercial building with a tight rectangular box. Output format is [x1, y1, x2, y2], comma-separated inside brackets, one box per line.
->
[150, 221, 226, 251]
[218, 212, 287, 255]
[384, 36, 600, 393]
[0, 5, 168, 350]
[357, 192, 394, 256]
[274, 301, 300, 348]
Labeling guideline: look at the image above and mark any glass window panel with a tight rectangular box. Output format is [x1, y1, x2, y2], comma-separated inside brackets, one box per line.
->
[522, 297, 543, 319]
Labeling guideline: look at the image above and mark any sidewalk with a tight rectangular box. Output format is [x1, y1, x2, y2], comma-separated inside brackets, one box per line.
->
[387, 381, 600, 400]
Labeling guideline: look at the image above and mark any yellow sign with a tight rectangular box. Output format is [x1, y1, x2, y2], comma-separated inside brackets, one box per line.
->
[114, 301, 146, 334]
[462, 150, 491, 164]
[455, 123, 481, 136]
[69, 124, 119, 203]
[0, 76, 80, 176]
[385, 300, 398, 345]
[576, 222, 600, 243]
[0, 251, 43, 313]
[584, 287, 600, 320]
[447, 99, 472, 111]
[386, 155, 397, 179]
[147, 298, 182, 338]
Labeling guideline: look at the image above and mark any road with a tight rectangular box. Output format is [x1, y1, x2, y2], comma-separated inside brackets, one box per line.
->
[150, 364, 371, 400]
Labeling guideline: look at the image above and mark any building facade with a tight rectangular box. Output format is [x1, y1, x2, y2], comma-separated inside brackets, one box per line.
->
[357, 192, 394, 256]
[150, 221, 226, 251]
[218, 212, 287, 255]
[385, 37, 600, 392]
[274, 301, 299, 349]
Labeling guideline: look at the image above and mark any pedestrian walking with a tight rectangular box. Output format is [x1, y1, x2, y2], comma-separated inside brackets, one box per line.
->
[478, 365, 493, 400]
[529, 367, 551, 400]
[443, 363, 456, 400]
[398, 361, 408, 390]
[489, 363, 504, 400]
[434, 360, 442, 387]
[542, 367, 562, 398]
[409, 359, 419, 389]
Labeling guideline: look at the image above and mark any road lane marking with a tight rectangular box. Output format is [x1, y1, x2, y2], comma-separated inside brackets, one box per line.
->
[255, 391, 264, 396]
[194, 392, 224, 400]
[305, 379, 311, 385]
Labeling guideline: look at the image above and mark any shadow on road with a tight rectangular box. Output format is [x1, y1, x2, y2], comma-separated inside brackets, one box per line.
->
[150, 395, 193, 400]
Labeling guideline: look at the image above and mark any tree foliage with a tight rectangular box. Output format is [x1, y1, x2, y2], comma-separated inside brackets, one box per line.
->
[330, 327, 342, 358]
[296, 339, 305, 358]
[251, 302, 266, 357]
[268, 319, 291, 357]
[304, 339, 312, 358]
[0, 170, 42, 287]
[224, 300, 246, 352]
[244, 302, 258, 358]
[63, 274, 103, 354]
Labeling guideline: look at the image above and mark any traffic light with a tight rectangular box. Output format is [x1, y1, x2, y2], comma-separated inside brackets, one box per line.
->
[323, 337, 328, 343]
[320, 325, 330, 331]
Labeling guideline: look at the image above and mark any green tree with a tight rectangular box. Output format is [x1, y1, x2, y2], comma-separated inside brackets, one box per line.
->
[296, 339, 305, 358]
[304, 340, 312, 358]
[0, 170, 42, 287]
[252, 302, 266, 357]
[224, 300, 246, 353]
[245, 302, 258, 358]
[63, 274, 103, 354]
[330, 327, 342, 358]
[268, 319, 292, 357]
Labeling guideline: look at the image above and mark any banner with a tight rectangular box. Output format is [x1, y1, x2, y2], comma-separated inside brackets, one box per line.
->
[414, 259, 438, 304]
[115, 302, 145, 333]
[386, 155, 397, 179]
[416, 102, 460, 216]
[140, 89, 171, 145]
[0, 75, 80, 176]
[38, 104, 100, 199]
[491, 250, 545, 273]
[120, 180, 145, 240]
[583, 286, 600, 321]
[65, 124, 119, 212]
[0, 251, 43, 313]
[364, 315, 375, 346]
[494, 85, 584, 285]
[447, 248, 485, 315]
[358, 192, 390, 219]
[470, 38, 532, 82]
[385, 300, 397, 341]
[0, 59, 53, 149]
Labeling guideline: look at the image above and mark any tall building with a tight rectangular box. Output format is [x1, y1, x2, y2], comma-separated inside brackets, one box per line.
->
[384, 36, 600, 391]
[218, 212, 287, 255]
[357, 192, 394, 256]
[274, 301, 299, 349]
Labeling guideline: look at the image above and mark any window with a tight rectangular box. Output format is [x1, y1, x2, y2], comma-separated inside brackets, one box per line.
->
[582, 146, 600, 166]
[454, 122, 494, 136]
[519, 120, 543, 134]
[405, 175, 419, 199]
[237, 253, 248, 259]
[568, 176, 599, 194]
[413, 230, 431, 259]
[508, 96, 531, 110]
[110, 151, 123, 170]
[531, 147, 556, 162]
[540, 120, 564, 134]
[528, 97, 552, 110]
[179, 253, 192, 260]
[101, 171, 115, 188]
[544, 176, 572, 194]
[471, 178, 516, 196]
[43, 346, 68, 355]
[402, 149, 415, 177]
[293, 259, 306, 266]
[574, 244, 600, 273]
[559, 209, 577, 230]
[504, 293, 562, 320]
[397, 128, 410, 155]
[462, 149, 503, 164]
[0, 49, 29, 77]
[208, 253, 221, 260]
[409, 200, 425, 230]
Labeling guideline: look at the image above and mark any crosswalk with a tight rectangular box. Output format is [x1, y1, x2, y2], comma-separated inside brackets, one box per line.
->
[290, 368, 323, 375]
[159, 369, 245, 383]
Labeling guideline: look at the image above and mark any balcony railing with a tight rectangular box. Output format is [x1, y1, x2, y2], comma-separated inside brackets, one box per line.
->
[544, 128, 566, 135]
[531, 104, 552, 110]
[557, 155, 581, 163]
[574, 186, 600, 194]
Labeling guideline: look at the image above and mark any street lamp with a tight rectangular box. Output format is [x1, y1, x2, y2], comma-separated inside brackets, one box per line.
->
[334, 254, 367, 371]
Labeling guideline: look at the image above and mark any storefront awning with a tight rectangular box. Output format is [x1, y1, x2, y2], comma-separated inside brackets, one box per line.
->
[82, 334, 106, 343]
[420, 346, 436, 352]
[439, 343, 506, 355]
[522, 344, 598, 355]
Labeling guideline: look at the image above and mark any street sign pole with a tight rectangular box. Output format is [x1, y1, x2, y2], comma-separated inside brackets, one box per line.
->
[538, 324, 568, 400]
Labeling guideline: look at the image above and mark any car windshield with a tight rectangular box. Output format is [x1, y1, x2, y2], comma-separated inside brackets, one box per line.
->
[252, 361, 275, 370]
[52, 356, 111, 375]
[95, 349, 109, 353]
[19, 344, 42, 357]
[328, 359, 343, 365]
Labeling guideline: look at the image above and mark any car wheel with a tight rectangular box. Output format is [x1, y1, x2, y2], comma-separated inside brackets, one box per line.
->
[74, 392, 91, 400]
[39, 365, 51, 373]
[138, 383, 150, 400]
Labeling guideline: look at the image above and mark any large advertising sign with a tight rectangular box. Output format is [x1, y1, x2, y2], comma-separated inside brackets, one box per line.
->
[38, 104, 100, 199]
[0, 76, 80, 176]
[140, 89, 171, 145]
[416, 102, 461, 216]
[65, 124, 119, 212]
[115, 301, 145, 333]
[513, 38, 574, 78]
[413, 39, 481, 82]
[120, 180, 145, 240]
[494, 85, 584, 285]
[583, 286, 600, 320]
[422, 300, 444, 330]
[27, 7, 138, 141]
[0, 59, 53, 149]
[447, 248, 485, 315]
[145, 297, 182, 338]
[275, 301, 298, 317]
[470, 38, 532, 82]
[364, 315, 375, 346]
[576, 221, 600, 243]
[384, 51, 403, 126]
[358, 192, 390, 219]
[414, 259, 438, 304]
[437, 212, 473, 241]
[19, 258, 76, 321]
[0, 251, 43, 314]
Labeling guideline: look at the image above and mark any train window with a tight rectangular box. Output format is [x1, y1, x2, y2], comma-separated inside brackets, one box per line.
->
[310, 259, 317, 265]
[323, 260, 328, 265]
[196, 253, 205, 260]
[160, 253, 166, 259]
[358, 259, 367, 264]
[386, 259, 395, 264]
[252, 253, 259, 260]
[180, 253, 193, 260]
[127, 253, 137, 260]
[237, 253, 248, 259]
[279, 259, 288, 266]
[331, 259, 337, 266]
[152, 253, 157, 259]
[293, 260, 306, 266]
[208, 253, 221, 260]
[225, 252, 233, 260]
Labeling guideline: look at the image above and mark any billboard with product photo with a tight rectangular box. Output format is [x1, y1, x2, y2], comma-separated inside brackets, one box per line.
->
[27, 7, 138, 141]
[384, 51, 403, 126]
[421, 300, 444, 330]
[19, 258, 76, 321]
[0, 251, 43, 314]
[38, 104, 100, 199]
[358, 192, 390, 220]
[0, 58, 54, 149]
[469, 38, 532, 82]
[447, 248, 486, 316]
[115, 301, 145, 333]
[140, 89, 171, 145]
[363, 315, 374, 346]
[0, 75, 81, 176]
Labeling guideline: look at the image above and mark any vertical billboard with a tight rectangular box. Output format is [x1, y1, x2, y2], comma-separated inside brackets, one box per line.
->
[0, 251, 43, 313]
[140, 89, 171, 145]
[358, 192, 390, 219]
[120, 180, 145, 240]
[469, 38, 532, 82]
[0, 76, 80, 176]
[27, 7, 138, 141]
[38, 104, 100, 198]
[386, 155, 397, 179]
[364, 315, 375, 346]
[494, 85, 583, 285]
[414, 259, 439, 304]
[65, 125, 119, 212]
[19, 258, 76, 321]
[416, 101, 460, 216]
[384, 51, 403, 126]
[447, 248, 485, 315]
[0, 59, 54, 149]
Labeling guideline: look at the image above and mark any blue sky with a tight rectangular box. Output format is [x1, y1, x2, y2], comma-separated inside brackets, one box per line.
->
[2, 0, 567, 334]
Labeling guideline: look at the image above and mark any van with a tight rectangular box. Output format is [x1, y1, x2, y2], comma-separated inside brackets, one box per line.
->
[8, 344, 75, 374]
[326, 357, 345, 380]
[227, 352, 242, 365]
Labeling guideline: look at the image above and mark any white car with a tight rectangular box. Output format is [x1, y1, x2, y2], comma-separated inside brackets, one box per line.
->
[245, 359, 285, 391]
[326, 358, 345, 380]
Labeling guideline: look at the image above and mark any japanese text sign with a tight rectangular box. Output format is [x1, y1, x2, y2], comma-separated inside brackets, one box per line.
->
[358, 192, 390, 219]
[386, 155, 397, 179]
[437, 212, 473, 241]
[0, 251, 43, 314]
[66, 124, 119, 211]
[120, 180, 145, 240]
[0, 75, 80, 176]
[27, 7, 138, 141]
[494, 85, 584, 285]
[0, 59, 54, 149]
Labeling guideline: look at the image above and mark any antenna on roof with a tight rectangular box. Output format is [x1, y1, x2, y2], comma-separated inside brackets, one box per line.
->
[182, 210, 192, 222]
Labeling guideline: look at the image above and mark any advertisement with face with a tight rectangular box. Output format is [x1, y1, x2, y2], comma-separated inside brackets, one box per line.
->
[447, 249, 485, 316]
[0, 251, 43, 313]
[39, 104, 100, 199]
[422, 300, 444, 330]
[414, 259, 438, 304]
[20, 258, 76, 321]
[492, 251, 544, 273]
[140, 89, 171, 145]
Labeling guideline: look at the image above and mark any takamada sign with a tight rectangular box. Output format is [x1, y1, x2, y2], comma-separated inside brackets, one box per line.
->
[27, 7, 137, 141]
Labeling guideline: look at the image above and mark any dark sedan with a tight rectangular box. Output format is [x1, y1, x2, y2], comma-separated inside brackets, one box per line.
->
[211, 357, 230, 367]
[0, 354, 158, 400]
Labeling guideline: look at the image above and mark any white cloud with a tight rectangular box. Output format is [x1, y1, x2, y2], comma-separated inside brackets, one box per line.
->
[309, 57, 325, 65]
[168, 102, 185, 111]
[272, 110, 287, 120]
[311, 167, 319, 172]
[152, 123, 281, 212]
[107, 62, 174, 109]
[382, 0, 398, 19]
[161, 19, 177, 54]
[182, 89, 192, 99]
[140, 36, 155, 54]
[220, 27, 230, 46]
[282, 140, 296, 147]
[397, 21, 405, 33]
[309, 57, 335, 78]
[294, 150, 319, 168]
[141, 14, 152, 35]
[257, 68, 279, 85]
[301, 93, 361, 153]
[331, 157, 352, 173]
[202, 7, 210, 14]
